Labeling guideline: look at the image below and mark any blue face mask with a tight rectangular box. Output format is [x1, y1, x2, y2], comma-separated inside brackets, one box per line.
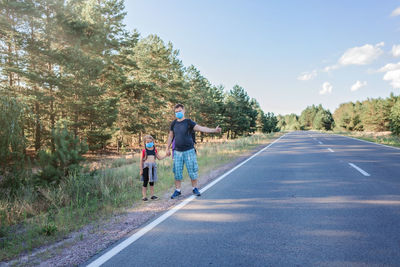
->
[175, 111, 184, 119]
[145, 142, 154, 148]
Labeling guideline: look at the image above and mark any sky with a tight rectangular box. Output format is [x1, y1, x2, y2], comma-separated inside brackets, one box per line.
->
[123, 0, 400, 115]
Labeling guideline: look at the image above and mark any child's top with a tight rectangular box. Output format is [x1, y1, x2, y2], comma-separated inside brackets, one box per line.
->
[141, 148, 158, 181]
[142, 148, 158, 162]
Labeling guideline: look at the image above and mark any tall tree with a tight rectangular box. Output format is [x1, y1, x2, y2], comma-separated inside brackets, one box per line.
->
[389, 99, 400, 135]
[131, 34, 187, 142]
[224, 85, 253, 138]
[361, 98, 391, 132]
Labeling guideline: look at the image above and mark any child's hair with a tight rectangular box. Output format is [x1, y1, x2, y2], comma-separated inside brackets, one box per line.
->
[143, 135, 154, 146]
[142, 135, 156, 161]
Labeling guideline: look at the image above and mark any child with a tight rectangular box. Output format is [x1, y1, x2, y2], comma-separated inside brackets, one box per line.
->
[140, 135, 166, 201]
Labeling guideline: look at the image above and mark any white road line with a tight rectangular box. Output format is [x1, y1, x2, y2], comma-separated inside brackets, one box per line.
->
[318, 141, 323, 145]
[86, 134, 287, 267]
[327, 148, 334, 152]
[349, 163, 370, 176]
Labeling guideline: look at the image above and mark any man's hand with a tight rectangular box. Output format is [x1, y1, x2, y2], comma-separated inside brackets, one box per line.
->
[166, 149, 171, 156]
[215, 125, 222, 133]
[140, 169, 143, 175]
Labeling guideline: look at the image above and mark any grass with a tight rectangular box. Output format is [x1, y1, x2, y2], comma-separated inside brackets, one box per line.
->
[0, 132, 282, 262]
[331, 131, 400, 148]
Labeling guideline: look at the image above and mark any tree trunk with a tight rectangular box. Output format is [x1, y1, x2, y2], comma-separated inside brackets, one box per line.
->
[49, 64, 55, 152]
[34, 99, 41, 151]
[8, 42, 13, 87]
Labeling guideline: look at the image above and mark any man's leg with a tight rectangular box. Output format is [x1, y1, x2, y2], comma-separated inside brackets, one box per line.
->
[175, 180, 182, 189]
[171, 150, 184, 199]
[184, 149, 200, 196]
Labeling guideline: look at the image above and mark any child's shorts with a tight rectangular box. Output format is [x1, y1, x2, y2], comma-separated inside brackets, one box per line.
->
[173, 148, 198, 181]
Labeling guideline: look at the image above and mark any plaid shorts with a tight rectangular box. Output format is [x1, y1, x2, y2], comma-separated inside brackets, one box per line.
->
[173, 148, 198, 181]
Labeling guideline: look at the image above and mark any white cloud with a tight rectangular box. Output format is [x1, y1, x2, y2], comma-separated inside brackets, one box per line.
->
[392, 45, 400, 57]
[338, 42, 384, 66]
[319, 82, 332, 95]
[350, 80, 367, 91]
[297, 70, 317, 81]
[391, 7, 400, 17]
[378, 62, 400, 89]
[383, 70, 400, 88]
[323, 65, 339, 72]
[378, 62, 400, 72]
[323, 42, 384, 72]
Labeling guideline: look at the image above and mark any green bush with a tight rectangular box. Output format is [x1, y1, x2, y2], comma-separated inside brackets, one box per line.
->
[390, 100, 400, 135]
[41, 222, 58, 236]
[35, 126, 88, 186]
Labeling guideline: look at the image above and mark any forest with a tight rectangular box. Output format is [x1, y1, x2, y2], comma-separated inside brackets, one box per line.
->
[0, 0, 278, 190]
[278, 93, 400, 135]
[2, 0, 400, 193]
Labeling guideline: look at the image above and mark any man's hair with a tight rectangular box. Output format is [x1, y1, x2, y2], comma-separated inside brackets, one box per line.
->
[174, 103, 184, 110]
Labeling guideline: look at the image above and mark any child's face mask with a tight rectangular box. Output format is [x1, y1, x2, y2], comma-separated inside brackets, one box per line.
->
[146, 142, 154, 148]
[175, 111, 184, 119]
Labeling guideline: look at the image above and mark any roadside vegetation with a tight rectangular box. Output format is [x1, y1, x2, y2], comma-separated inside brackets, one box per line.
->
[277, 94, 400, 148]
[332, 131, 400, 148]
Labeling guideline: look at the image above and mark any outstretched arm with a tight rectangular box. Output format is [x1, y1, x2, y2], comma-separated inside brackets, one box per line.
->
[194, 125, 222, 133]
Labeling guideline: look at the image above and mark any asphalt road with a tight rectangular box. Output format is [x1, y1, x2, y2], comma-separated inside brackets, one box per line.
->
[86, 131, 400, 267]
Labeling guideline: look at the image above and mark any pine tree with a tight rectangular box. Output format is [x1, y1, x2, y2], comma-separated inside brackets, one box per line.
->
[224, 85, 253, 138]
[313, 109, 333, 130]
[185, 65, 225, 141]
[263, 112, 278, 133]
[131, 35, 187, 141]
[390, 100, 400, 135]
[35, 125, 88, 186]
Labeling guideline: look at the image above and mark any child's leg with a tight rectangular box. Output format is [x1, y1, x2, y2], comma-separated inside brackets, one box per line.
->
[149, 182, 154, 196]
[142, 186, 147, 198]
[142, 167, 149, 199]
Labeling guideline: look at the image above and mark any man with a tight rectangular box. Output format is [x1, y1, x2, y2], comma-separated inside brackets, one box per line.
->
[166, 103, 221, 199]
